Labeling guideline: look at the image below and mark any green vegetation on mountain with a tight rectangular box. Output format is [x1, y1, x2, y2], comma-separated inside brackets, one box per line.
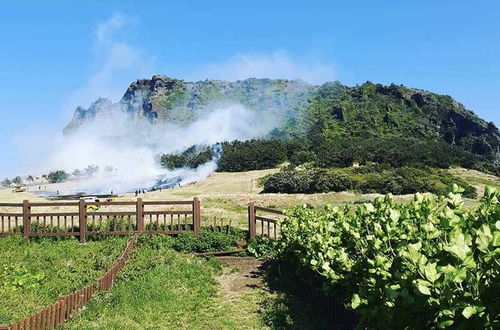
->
[66, 75, 500, 195]
[160, 145, 214, 170]
[302, 81, 499, 155]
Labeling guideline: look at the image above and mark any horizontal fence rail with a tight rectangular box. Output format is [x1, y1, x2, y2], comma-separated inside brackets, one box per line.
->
[0, 198, 201, 242]
[247, 203, 283, 241]
[0, 233, 139, 330]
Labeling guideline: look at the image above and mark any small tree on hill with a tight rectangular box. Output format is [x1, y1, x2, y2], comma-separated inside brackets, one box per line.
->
[47, 170, 68, 183]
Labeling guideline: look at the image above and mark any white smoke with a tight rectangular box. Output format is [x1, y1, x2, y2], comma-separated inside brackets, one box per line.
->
[33, 103, 265, 194]
[2, 13, 303, 187]
[188, 50, 335, 85]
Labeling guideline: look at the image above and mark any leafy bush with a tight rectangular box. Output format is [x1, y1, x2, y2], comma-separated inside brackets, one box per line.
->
[247, 235, 274, 258]
[196, 231, 235, 252]
[262, 165, 477, 198]
[263, 165, 313, 193]
[172, 233, 198, 252]
[160, 144, 215, 170]
[277, 186, 500, 329]
[217, 139, 287, 172]
[171, 227, 246, 253]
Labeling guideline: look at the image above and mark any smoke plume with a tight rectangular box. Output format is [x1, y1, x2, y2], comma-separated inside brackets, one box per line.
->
[31, 103, 266, 194]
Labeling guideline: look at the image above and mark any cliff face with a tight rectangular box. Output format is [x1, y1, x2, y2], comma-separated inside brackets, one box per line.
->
[64, 76, 499, 155]
[64, 75, 313, 134]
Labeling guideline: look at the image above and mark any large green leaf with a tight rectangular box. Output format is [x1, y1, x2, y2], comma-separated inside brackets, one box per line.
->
[462, 306, 477, 319]
[407, 242, 422, 264]
[492, 231, 500, 247]
[438, 319, 454, 328]
[449, 245, 467, 261]
[351, 293, 361, 309]
[452, 268, 467, 283]
[476, 231, 491, 253]
[425, 263, 438, 283]
[417, 284, 432, 296]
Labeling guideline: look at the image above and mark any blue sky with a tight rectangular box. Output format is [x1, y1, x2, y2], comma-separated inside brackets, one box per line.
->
[0, 0, 499, 177]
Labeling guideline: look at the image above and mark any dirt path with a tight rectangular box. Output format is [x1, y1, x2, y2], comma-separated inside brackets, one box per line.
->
[215, 257, 266, 295]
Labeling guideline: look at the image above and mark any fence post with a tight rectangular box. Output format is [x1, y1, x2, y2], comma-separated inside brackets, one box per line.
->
[59, 296, 67, 324]
[78, 198, 87, 243]
[136, 198, 144, 232]
[193, 197, 201, 237]
[23, 199, 31, 239]
[0, 325, 9, 330]
[248, 202, 256, 240]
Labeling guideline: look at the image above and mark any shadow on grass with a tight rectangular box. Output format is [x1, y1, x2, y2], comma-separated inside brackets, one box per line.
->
[257, 258, 358, 330]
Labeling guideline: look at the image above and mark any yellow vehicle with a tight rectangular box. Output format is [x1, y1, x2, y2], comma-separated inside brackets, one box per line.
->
[83, 196, 100, 211]
[13, 184, 27, 193]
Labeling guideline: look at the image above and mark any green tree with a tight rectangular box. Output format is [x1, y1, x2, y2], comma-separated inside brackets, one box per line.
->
[217, 139, 287, 172]
[47, 170, 68, 183]
[85, 165, 99, 176]
[1, 178, 11, 186]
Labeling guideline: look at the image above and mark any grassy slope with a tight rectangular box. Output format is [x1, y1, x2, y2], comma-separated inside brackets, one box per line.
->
[60, 238, 266, 330]
[0, 236, 128, 324]
[60, 236, 332, 330]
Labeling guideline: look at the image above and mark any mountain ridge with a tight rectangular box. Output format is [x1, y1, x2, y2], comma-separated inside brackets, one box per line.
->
[64, 75, 499, 157]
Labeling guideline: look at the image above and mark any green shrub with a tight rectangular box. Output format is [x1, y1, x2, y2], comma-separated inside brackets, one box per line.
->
[196, 231, 234, 252]
[172, 233, 198, 252]
[277, 186, 500, 329]
[247, 235, 274, 258]
[170, 228, 245, 253]
[263, 164, 477, 197]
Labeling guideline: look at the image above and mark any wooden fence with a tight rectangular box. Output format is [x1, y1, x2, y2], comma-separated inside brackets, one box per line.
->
[247, 203, 283, 241]
[0, 198, 201, 242]
[0, 233, 139, 330]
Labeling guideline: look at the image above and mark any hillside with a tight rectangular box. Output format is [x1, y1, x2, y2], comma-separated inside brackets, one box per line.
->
[64, 76, 499, 157]
[64, 76, 313, 134]
[304, 81, 500, 155]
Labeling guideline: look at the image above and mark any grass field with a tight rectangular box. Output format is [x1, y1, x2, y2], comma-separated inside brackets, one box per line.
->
[0, 235, 128, 325]
[0, 168, 433, 229]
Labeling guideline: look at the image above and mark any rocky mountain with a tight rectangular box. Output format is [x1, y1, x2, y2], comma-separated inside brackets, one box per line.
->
[63, 75, 313, 134]
[64, 75, 500, 156]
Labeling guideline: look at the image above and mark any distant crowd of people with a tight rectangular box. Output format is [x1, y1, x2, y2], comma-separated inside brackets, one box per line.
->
[135, 189, 147, 196]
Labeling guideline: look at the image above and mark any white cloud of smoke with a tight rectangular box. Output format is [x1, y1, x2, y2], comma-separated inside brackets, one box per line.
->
[4, 14, 330, 193]
[189, 50, 335, 85]
[34, 104, 265, 194]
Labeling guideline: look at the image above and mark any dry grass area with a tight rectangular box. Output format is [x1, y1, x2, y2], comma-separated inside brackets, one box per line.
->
[1, 167, 498, 229]
[449, 167, 500, 196]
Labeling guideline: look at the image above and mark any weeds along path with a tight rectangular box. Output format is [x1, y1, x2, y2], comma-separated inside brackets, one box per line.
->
[60, 237, 268, 330]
